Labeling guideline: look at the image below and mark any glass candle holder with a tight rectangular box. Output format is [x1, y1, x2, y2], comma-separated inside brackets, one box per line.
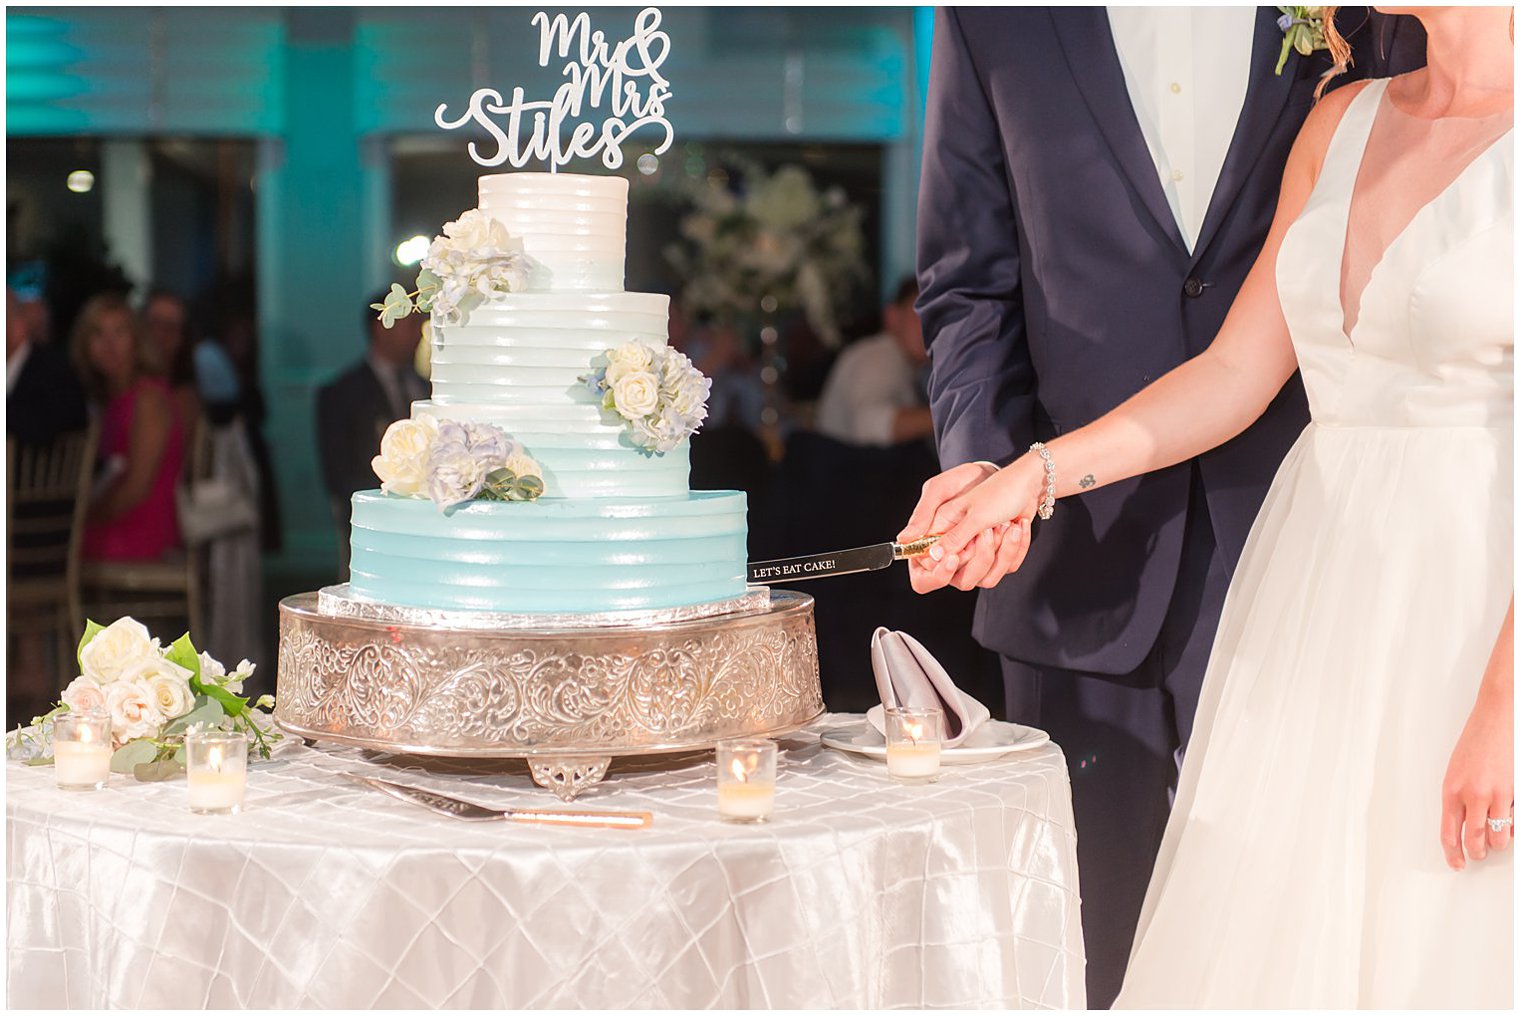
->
[884, 706, 942, 784]
[185, 731, 247, 815]
[716, 738, 777, 823]
[53, 712, 112, 790]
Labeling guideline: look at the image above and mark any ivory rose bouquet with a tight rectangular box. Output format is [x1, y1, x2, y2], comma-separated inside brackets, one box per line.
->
[372, 415, 546, 510]
[7, 618, 279, 782]
[581, 342, 712, 454]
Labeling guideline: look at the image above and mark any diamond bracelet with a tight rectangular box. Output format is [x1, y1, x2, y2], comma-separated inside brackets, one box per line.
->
[1029, 442, 1057, 520]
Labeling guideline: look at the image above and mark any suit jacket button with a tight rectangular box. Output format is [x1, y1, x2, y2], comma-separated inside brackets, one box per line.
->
[1183, 277, 1205, 298]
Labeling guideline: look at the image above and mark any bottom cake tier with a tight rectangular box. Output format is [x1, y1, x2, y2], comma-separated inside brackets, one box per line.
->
[347, 489, 748, 614]
[274, 590, 823, 799]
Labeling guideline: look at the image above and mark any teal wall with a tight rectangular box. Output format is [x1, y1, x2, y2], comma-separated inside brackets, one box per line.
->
[7, 6, 931, 576]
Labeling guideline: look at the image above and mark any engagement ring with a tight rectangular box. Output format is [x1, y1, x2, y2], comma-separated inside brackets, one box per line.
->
[1487, 817, 1513, 833]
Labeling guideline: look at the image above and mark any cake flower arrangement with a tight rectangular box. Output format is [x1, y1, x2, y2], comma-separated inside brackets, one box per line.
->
[6, 618, 278, 782]
[372, 209, 536, 330]
[374, 415, 546, 510]
[581, 341, 712, 454]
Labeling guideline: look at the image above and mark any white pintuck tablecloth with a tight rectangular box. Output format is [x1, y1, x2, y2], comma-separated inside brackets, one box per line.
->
[7, 715, 1084, 1009]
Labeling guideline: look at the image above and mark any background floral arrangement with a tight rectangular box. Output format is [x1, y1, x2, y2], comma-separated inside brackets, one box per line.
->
[581, 341, 712, 454]
[664, 158, 869, 347]
[373, 415, 545, 510]
[7, 618, 278, 782]
[372, 209, 535, 329]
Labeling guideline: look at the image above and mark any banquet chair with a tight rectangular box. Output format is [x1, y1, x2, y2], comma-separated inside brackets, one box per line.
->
[80, 416, 209, 641]
[6, 424, 100, 688]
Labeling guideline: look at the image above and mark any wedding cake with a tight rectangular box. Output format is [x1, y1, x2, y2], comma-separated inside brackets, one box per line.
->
[343, 172, 751, 617]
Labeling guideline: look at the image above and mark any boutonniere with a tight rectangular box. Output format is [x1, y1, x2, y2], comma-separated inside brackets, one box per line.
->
[1275, 6, 1330, 75]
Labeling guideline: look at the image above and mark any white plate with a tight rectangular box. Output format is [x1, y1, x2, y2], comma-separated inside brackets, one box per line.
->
[819, 719, 1050, 764]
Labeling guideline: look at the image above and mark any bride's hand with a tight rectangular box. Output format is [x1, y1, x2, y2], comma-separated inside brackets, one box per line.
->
[1441, 688, 1514, 870]
[901, 458, 1044, 593]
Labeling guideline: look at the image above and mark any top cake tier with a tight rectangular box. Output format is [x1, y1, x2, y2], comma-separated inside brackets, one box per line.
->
[478, 173, 628, 292]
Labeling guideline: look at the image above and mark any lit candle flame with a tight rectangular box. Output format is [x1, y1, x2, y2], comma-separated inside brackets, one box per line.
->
[79, 726, 94, 744]
[907, 722, 924, 745]
[729, 757, 750, 783]
[208, 745, 223, 771]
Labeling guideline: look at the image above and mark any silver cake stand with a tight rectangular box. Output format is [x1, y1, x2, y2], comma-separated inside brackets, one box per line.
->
[274, 589, 823, 800]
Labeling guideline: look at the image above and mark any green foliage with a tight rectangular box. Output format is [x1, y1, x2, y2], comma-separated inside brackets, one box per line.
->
[110, 739, 157, 774]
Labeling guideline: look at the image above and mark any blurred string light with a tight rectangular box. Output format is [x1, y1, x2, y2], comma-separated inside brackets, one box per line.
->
[636, 153, 659, 176]
[66, 170, 94, 193]
[394, 234, 430, 266]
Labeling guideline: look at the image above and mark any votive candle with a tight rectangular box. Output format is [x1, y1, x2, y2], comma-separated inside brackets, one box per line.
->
[716, 739, 776, 823]
[186, 731, 247, 814]
[53, 712, 112, 790]
[885, 707, 942, 783]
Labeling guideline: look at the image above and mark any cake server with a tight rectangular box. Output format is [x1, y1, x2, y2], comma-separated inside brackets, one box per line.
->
[747, 534, 941, 585]
[342, 773, 653, 830]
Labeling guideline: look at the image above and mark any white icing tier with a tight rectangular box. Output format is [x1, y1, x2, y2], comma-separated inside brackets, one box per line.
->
[479, 173, 628, 292]
[420, 290, 684, 498]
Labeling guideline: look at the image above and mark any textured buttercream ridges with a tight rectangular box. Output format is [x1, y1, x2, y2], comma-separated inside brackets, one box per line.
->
[348, 489, 748, 613]
[478, 172, 629, 291]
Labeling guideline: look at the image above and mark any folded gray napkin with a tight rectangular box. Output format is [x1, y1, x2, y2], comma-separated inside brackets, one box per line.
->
[864, 627, 992, 748]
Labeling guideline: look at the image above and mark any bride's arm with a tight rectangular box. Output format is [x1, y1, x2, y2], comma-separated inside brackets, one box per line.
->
[1441, 599, 1515, 869]
[907, 81, 1373, 586]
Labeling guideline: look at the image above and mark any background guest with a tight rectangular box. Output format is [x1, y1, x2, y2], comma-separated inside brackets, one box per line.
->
[72, 292, 187, 563]
[7, 286, 88, 448]
[315, 289, 425, 577]
[815, 277, 933, 447]
[141, 287, 202, 430]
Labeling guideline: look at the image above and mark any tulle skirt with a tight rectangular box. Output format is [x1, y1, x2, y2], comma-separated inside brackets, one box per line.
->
[1116, 422, 1513, 1009]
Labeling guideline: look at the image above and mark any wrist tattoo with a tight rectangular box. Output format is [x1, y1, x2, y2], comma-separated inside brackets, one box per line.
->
[1079, 474, 1096, 489]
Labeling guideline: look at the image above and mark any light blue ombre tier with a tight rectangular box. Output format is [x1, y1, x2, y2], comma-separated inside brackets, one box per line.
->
[347, 490, 749, 614]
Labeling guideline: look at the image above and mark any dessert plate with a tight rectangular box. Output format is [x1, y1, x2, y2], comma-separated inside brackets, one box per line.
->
[819, 719, 1050, 764]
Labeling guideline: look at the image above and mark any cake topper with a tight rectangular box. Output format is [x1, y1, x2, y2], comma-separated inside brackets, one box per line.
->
[434, 6, 674, 172]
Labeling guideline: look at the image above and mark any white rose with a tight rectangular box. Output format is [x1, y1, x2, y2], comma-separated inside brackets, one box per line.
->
[611, 370, 661, 420]
[119, 654, 194, 717]
[106, 681, 166, 743]
[79, 618, 157, 685]
[372, 416, 439, 496]
[606, 342, 655, 373]
[143, 672, 195, 721]
[61, 676, 108, 716]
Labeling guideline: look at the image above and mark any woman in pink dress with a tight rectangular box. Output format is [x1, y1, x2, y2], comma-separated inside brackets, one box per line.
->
[71, 293, 186, 562]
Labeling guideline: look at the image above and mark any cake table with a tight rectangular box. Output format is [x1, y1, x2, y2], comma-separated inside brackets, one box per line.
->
[5, 719, 1085, 1008]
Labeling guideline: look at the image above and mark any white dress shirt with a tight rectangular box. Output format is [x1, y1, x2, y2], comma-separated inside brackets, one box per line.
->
[816, 333, 923, 447]
[1107, 7, 1256, 252]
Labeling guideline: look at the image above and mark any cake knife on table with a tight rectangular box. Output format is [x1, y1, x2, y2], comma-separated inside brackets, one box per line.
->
[343, 773, 653, 830]
[747, 534, 941, 585]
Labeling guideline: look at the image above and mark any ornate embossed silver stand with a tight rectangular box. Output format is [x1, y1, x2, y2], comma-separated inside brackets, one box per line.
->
[275, 591, 823, 800]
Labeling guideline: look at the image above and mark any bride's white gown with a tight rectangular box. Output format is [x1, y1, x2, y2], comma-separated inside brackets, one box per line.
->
[1116, 79, 1513, 1008]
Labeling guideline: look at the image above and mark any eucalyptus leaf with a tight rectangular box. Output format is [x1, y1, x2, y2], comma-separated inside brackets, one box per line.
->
[133, 759, 184, 783]
[164, 699, 224, 736]
[76, 619, 104, 670]
[24, 756, 54, 767]
[110, 739, 158, 774]
[172, 746, 186, 766]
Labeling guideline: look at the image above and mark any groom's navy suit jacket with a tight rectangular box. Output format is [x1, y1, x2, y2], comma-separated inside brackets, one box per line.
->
[918, 8, 1424, 676]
